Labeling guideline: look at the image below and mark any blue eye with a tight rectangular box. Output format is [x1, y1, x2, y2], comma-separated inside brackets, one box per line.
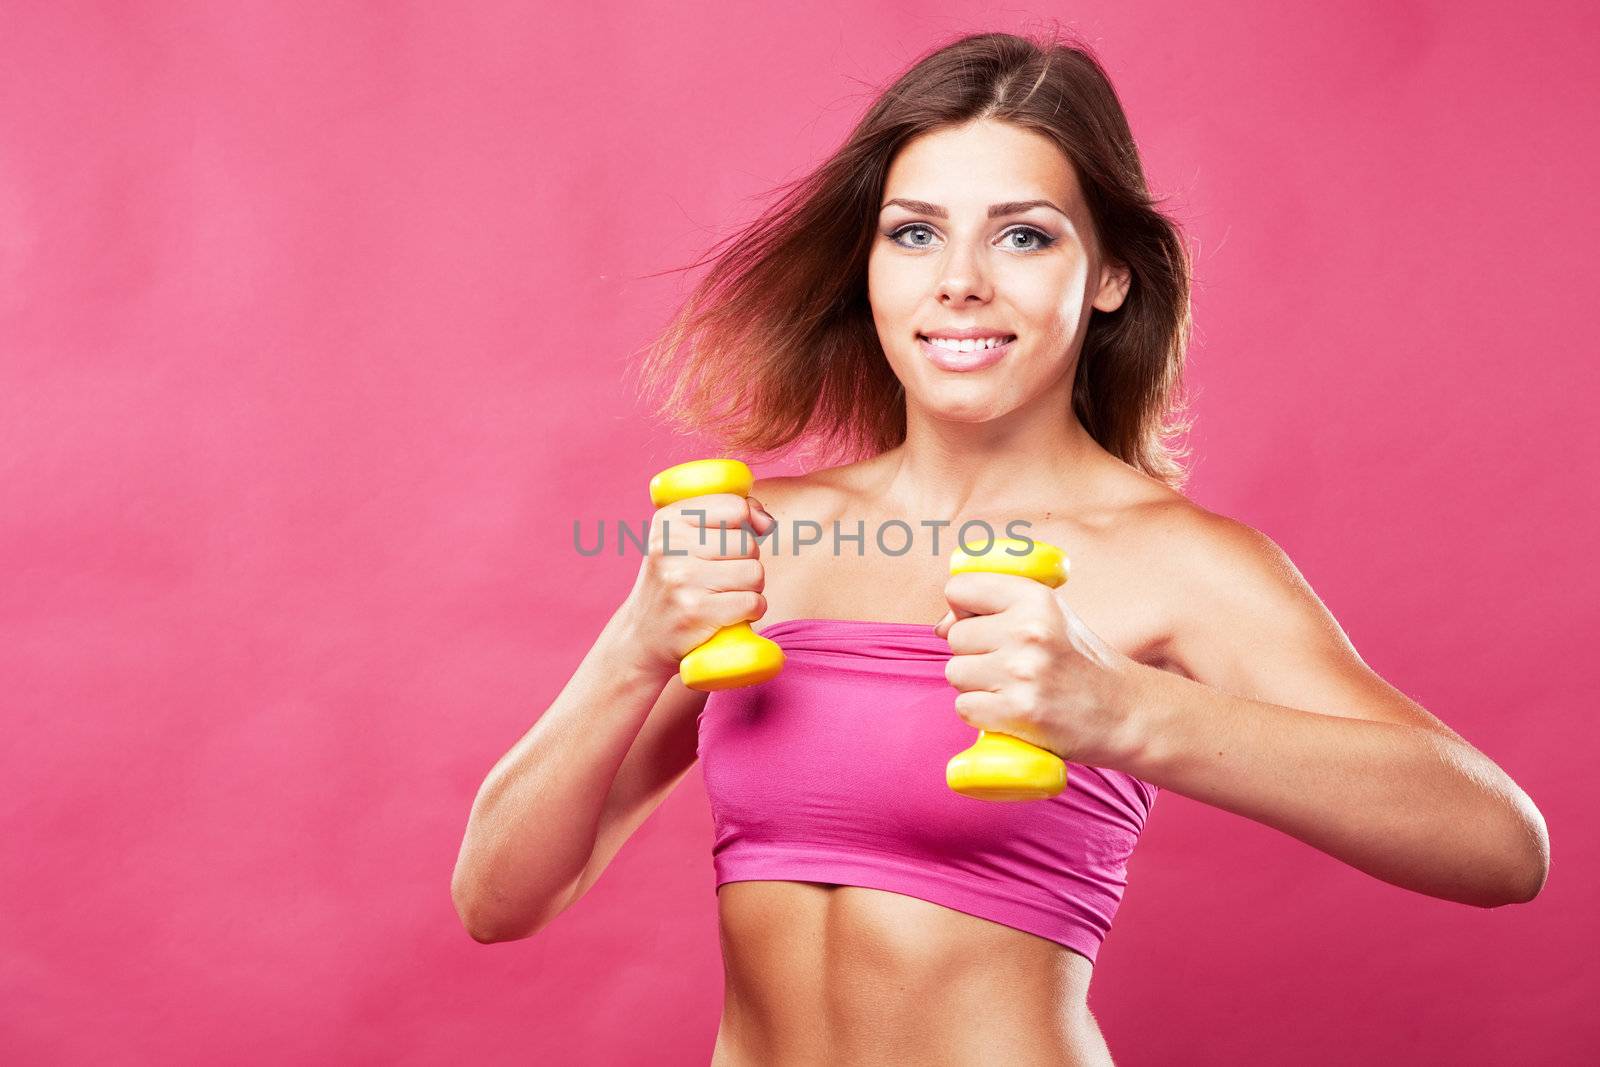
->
[886, 223, 1056, 252]
[1002, 226, 1054, 251]
[887, 224, 938, 248]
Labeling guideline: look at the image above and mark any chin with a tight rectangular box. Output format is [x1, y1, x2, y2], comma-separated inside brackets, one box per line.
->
[914, 393, 1012, 422]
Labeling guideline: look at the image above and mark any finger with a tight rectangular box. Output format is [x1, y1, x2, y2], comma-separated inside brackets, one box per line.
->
[675, 493, 749, 528]
[952, 688, 1008, 729]
[933, 611, 957, 640]
[936, 603, 983, 640]
[943, 571, 1038, 617]
[705, 588, 767, 628]
[702, 556, 764, 593]
[944, 648, 1007, 694]
[942, 612, 1012, 655]
[662, 495, 751, 556]
[689, 521, 763, 560]
[745, 497, 774, 534]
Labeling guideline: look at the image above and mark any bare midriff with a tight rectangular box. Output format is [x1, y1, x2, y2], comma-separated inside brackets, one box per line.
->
[709, 880, 1114, 1066]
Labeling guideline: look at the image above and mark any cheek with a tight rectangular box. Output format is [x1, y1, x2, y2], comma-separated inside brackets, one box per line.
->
[866, 255, 917, 313]
[1006, 261, 1085, 317]
[1016, 295, 1091, 359]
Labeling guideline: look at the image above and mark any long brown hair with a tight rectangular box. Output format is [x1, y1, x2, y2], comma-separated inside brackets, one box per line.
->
[632, 28, 1196, 488]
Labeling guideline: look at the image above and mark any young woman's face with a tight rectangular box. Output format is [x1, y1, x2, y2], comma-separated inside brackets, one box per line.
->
[867, 119, 1129, 424]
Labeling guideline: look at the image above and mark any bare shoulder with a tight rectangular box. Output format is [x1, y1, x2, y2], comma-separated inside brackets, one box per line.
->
[1118, 490, 1324, 639]
[751, 459, 873, 517]
[1131, 496, 1321, 610]
[1134, 496, 1465, 734]
[1080, 476, 1326, 669]
[1088, 468, 1215, 561]
[748, 472, 814, 512]
[1126, 492, 1299, 575]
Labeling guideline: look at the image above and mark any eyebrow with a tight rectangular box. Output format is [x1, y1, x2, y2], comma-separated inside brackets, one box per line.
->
[879, 197, 1069, 220]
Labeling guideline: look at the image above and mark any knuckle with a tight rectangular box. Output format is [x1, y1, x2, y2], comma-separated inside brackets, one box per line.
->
[670, 586, 700, 616]
[1016, 619, 1052, 645]
[1012, 690, 1042, 721]
[659, 559, 691, 589]
[1008, 655, 1040, 683]
[708, 494, 744, 522]
[652, 518, 690, 556]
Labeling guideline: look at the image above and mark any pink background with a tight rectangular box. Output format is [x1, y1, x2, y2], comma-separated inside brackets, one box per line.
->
[3, 2, 1594, 1063]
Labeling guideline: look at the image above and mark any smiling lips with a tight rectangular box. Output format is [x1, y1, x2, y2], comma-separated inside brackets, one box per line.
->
[917, 332, 1016, 372]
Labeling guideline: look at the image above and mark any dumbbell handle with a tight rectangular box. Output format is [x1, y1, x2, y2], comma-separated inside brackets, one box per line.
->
[944, 537, 1071, 802]
[647, 459, 784, 691]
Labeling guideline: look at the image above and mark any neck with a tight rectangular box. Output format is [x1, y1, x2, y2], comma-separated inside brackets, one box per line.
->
[874, 377, 1108, 521]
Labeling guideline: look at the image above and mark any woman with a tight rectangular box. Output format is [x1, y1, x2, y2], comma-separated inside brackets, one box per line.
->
[452, 31, 1549, 1064]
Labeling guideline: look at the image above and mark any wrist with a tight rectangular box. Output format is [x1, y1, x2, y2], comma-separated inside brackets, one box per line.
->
[603, 602, 682, 685]
[1107, 657, 1175, 778]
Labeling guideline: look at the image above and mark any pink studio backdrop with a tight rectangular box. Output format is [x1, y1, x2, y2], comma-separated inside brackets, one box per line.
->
[2, 3, 1594, 1064]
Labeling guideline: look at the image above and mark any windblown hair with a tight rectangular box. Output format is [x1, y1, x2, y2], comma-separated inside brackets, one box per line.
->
[632, 28, 1196, 488]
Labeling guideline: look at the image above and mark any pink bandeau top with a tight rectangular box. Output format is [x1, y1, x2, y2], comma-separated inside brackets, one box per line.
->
[697, 617, 1158, 963]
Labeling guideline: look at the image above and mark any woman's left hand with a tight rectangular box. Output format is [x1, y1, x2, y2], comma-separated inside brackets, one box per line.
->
[934, 571, 1147, 770]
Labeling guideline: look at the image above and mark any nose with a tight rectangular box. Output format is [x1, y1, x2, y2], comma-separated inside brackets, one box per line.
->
[935, 241, 992, 305]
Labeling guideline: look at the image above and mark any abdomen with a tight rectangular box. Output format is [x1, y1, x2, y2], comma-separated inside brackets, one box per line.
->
[714, 880, 1111, 1065]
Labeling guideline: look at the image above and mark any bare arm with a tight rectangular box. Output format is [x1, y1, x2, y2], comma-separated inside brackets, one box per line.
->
[450, 488, 770, 943]
[450, 606, 692, 943]
[1124, 510, 1548, 906]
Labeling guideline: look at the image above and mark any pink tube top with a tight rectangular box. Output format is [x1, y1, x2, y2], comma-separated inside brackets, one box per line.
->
[696, 617, 1159, 963]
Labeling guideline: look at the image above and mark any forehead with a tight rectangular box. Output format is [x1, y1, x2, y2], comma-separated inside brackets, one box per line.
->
[881, 120, 1082, 219]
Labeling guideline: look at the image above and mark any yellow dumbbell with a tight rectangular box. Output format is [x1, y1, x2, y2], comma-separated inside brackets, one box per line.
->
[647, 459, 785, 691]
[944, 536, 1071, 802]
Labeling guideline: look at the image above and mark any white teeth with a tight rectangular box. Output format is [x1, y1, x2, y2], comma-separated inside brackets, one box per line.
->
[922, 335, 1013, 352]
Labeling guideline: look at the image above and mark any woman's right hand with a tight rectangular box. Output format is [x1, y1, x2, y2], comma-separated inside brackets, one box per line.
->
[618, 492, 774, 678]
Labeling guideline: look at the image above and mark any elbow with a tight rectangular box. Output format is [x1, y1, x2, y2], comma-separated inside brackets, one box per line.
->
[1471, 859, 1547, 909]
[1512, 859, 1548, 905]
[453, 892, 534, 945]
[452, 864, 567, 944]
[1504, 834, 1551, 906]
[1479, 802, 1551, 908]
[459, 918, 494, 945]
[454, 895, 502, 940]
[1507, 795, 1551, 905]
[464, 921, 518, 947]
[451, 868, 534, 945]
[455, 894, 503, 944]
